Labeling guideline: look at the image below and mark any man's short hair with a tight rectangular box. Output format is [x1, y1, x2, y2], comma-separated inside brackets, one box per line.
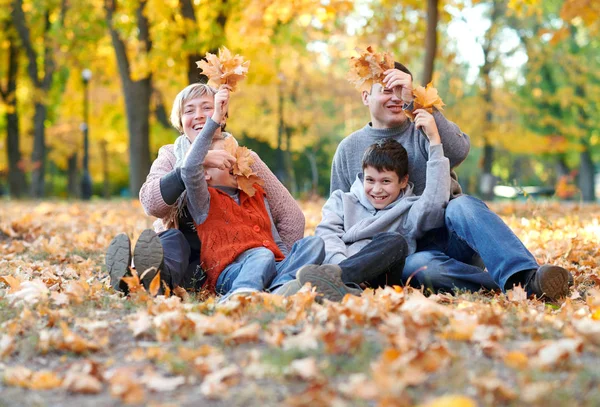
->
[394, 61, 412, 79]
[170, 83, 217, 134]
[362, 138, 409, 180]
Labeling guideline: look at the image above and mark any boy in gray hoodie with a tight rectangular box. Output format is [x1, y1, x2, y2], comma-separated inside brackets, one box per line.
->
[298, 109, 449, 301]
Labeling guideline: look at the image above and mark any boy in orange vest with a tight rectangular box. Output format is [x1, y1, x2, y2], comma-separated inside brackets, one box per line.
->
[179, 85, 325, 302]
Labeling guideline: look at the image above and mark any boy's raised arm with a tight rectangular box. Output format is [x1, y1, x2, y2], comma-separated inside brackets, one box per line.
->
[180, 119, 221, 225]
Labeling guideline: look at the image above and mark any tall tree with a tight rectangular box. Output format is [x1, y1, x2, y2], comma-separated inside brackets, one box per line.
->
[0, 18, 27, 197]
[11, 0, 66, 197]
[105, 0, 152, 197]
[423, 0, 439, 84]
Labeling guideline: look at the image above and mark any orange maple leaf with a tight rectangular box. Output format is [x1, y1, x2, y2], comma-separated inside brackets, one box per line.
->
[196, 47, 250, 92]
[221, 137, 263, 196]
[405, 82, 445, 121]
[149, 271, 161, 296]
[347, 46, 395, 93]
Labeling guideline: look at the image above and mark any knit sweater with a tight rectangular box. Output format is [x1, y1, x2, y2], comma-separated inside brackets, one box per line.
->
[139, 123, 305, 251]
[197, 186, 285, 293]
[317, 144, 450, 261]
[330, 109, 469, 197]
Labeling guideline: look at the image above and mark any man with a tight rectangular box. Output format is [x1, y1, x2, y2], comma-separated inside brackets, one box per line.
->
[330, 62, 571, 301]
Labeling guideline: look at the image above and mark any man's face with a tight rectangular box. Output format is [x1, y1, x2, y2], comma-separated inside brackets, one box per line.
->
[182, 94, 222, 141]
[362, 84, 407, 129]
[363, 166, 408, 209]
[205, 141, 238, 189]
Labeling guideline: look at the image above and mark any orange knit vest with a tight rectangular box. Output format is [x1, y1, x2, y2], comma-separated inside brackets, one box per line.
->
[196, 185, 285, 293]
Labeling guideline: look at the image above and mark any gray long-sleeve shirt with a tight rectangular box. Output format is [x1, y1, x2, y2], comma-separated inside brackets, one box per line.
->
[330, 110, 469, 197]
[179, 118, 288, 256]
[317, 144, 451, 262]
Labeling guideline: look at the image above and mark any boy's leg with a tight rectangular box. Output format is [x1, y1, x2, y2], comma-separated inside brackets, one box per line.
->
[402, 250, 499, 293]
[338, 232, 408, 286]
[216, 248, 277, 295]
[269, 236, 325, 290]
[444, 195, 569, 299]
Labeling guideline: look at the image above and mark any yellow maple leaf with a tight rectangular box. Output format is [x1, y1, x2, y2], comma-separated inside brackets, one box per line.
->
[405, 82, 446, 121]
[237, 174, 265, 197]
[347, 46, 395, 93]
[196, 47, 250, 92]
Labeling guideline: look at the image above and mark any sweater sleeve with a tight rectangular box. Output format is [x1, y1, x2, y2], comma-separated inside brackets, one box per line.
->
[432, 109, 470, 169]
[180, 119, 221, 225]
[403, 144, 451, 239]
[251, 153, 305, 251]
[314, 191, 348, 264]
[264, 199, 290, 257]
[330, 142, 352, 194]
[139, 145, 178, 219]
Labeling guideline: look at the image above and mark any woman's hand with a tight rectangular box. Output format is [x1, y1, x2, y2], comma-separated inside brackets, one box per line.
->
[413, 109, 441, 145]
[203, 149, 236, 170]
[212, 85, 231, 124]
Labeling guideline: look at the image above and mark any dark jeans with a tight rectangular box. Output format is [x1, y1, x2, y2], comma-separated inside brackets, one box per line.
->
[158, 229, 204, 290]
[402, 195, 539, 293]
[339, 232, 408, 288]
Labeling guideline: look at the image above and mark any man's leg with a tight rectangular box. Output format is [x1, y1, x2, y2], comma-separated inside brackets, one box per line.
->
[269, 236, 325, 290]
[216, 248, 277, 295]
[444, 195, 569, 298]
[156, 229, 191, 289]
[338, 232, 408, 287]
[402, 250, 499, 293]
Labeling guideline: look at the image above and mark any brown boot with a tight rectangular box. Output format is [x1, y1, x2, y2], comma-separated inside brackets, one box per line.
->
[525, 265, 570, 301]
[297, 264, 362, 303]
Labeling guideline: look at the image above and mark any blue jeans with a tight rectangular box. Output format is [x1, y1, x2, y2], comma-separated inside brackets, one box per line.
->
[268, 236, 325, 290]
[216, 236, 326, 295]
[402, 195, 539, 293]
[216, 247, 277, 295]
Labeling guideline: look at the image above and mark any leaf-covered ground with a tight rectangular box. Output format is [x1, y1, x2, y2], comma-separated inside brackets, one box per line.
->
[0, 199, 599, 407]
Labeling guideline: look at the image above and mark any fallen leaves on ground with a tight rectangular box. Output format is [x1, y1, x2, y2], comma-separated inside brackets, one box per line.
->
[0, 200, 599, 405]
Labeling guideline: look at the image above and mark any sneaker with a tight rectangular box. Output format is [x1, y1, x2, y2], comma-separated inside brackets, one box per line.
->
[270, 279, 302, 296]
[218, 287, 259, 304]
[525, 264, 570, 301]
[133, 229, 164, 290]
[297, 264, 362, 303]
[105, 233, 131, 292]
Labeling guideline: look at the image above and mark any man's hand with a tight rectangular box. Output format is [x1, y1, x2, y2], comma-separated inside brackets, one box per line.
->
[413, 109, 441, 145]
[212, 85, 231, 124]
[382, 69, 413, 103]
[203, 149, 236, 170]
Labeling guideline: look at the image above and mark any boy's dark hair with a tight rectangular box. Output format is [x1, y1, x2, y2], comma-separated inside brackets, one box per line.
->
[394, 62, 412, 79]
[362, 139, 409, 180]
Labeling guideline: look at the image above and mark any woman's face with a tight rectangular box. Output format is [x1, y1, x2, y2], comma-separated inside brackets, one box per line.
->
[181, 94, 220, 142]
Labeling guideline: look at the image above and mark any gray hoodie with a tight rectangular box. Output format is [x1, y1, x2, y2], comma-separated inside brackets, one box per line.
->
[316, 144, 450, 263]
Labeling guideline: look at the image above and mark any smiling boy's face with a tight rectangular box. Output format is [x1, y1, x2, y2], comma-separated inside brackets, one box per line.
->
[205, 140, 238, 189]
[363, 166, 408, 209]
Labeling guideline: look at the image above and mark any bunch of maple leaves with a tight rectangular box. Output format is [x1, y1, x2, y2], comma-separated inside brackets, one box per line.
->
[0, 200, 599, 405]
[196, 47, 250, 92]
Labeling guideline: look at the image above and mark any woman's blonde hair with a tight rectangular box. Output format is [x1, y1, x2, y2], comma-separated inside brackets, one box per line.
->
[170, 83, 217, 134]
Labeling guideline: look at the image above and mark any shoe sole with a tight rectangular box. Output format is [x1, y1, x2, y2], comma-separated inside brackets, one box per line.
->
[106, 233, 131, 291]
[538, 265, 570, 300]
[133, 229, 164, 289]
[298, 265, 358, 303]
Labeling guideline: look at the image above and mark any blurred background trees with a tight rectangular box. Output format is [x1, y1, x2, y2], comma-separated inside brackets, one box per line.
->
[0, 0, 598, 201]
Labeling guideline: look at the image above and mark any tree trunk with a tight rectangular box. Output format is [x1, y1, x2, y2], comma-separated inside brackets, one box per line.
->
[304, 150, 318, 195]
[101, 140, 110, 198]
[123, 79, 152, 196]
[284, 126, 297, 195]
[422, 0, 438, 84]
[30, 102, 47, 197]
[67, 153, 79, 198]
[578, 141, 595, 202]
[106, 0, 152, 197]
[275, 81, 286, 183]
